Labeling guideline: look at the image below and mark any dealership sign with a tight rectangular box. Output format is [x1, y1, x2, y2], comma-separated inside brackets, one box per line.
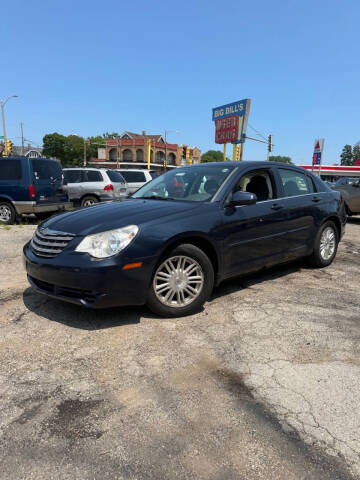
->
[312, 138, 324, 166]
[212, 99, 251, 144]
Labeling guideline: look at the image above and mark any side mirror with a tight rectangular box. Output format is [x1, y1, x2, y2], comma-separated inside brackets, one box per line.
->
[230, 191, 257, 206]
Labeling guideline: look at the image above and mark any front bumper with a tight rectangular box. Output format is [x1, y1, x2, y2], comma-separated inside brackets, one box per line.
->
[23, 241, 156, 309]
[14, 201, 73, 215]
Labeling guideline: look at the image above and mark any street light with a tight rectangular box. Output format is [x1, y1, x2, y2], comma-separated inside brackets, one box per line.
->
[1, 95, 18, 155]
[164, 129, 179, 169]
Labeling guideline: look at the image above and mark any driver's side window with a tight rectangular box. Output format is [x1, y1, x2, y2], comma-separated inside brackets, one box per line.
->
[234, 169, 274, 202]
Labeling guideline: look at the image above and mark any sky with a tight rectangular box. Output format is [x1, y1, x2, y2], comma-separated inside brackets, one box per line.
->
[1, 0, 359, 165]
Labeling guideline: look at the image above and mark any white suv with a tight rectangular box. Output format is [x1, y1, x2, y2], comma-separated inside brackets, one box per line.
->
[63, 168, 129, 207]
[116, 169, 160, 194]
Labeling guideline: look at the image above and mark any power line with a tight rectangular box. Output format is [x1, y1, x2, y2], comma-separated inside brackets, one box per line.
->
[248, 123, 268, 143]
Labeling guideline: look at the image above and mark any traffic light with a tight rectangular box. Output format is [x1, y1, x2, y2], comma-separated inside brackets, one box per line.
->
[182, 146, 187, 158]
[268, 135, 273, 153]
[236, 144, 242, 161]
[186, 147, 190, 159]
[6, 139, 13, 155]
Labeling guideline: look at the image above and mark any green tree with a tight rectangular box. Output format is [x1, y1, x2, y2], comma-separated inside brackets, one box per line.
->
[102, 132, 120, 139]
[87, 135, 106, 161]
[42, 133, 67, 161]
[64, 135, 85, 166]
[269, 155, 292, 164]
[340, 145, 353, 166]
[201, 150, 229, 163]
[352, 144, 360, 163]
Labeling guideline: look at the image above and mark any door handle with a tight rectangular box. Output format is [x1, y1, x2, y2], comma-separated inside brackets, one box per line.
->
[312, 197, 321, 203]
[271, 203, 284, 210]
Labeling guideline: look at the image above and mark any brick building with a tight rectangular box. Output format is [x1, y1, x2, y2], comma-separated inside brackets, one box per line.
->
[90, 131, 201, 169]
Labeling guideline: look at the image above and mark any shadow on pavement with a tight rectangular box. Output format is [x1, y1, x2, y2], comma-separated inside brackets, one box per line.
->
[347, 216, 360, 225]
[23, 287, 147, 330]
[211, 260, 303, 300]
[23, 260, 306, 328]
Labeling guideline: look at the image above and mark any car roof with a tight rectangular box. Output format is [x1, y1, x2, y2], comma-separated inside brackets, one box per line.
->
[181, 161, 307, 171]
[63, 167, 108, 171]
[116, 168, 150, 172]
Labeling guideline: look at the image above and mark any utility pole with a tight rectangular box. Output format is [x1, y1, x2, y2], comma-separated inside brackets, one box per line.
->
[83, 139, 87, 166]
[267, 134, 273, 161]
[0, 95, 18, 155]
[20, 122, 24, 155]
[164, 131, 167, 170]
[1, 104, 7, 155]
[116, 139, 119, 168]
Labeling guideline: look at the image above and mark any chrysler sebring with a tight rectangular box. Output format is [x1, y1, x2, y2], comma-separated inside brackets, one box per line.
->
[24, 162, 346, 317]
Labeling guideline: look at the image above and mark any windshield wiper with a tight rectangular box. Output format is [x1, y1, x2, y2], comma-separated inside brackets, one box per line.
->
[136, 195, 174, 201]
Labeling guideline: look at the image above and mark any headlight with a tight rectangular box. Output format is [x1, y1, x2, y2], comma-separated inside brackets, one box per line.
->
[75, 225, 139, 258]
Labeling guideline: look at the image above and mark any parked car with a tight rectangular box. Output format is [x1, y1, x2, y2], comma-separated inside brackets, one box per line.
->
[24, 161, 346, 317]
[332, 177, 360, 215]
[0, 157, 71, 224]
[115, 169, 156, 194]
[63, 168, 129, 206]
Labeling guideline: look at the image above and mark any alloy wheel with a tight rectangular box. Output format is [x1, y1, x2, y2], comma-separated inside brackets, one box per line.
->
[319, 226, 336, 261]
[83, 199, 96, 206]
[0, 205, 12, 223]
[153, 255, 204, 308]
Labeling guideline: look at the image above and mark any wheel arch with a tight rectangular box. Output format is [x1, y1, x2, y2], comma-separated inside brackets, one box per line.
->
[80, 193, 101, 203]
[322, 216, 342, 239]
[159, 234, 220, 279]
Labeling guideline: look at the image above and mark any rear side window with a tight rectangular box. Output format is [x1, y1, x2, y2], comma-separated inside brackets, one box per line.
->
[0, 160, 22, 180]
[120, 171, 146, 182]
[107, 170, 125, 183]
[64, 170, 83, 183]
[85, 170, 103, 182]
[278, 169, 312, 197]
[32, 159, 62, 180]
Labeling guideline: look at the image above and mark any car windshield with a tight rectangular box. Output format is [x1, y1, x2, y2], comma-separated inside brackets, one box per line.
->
[132, 165, 235, 202]
[334, 177, 358, 186]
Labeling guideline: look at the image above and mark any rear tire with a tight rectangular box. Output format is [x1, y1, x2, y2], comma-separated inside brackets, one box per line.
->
[308, 221, 338, 268]
[0, 202, 16, 225]
[81, 196, 99, 207]
[147, 244, 214, 318]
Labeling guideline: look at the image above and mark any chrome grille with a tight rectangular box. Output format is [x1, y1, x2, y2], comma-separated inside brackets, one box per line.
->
[31, 228, 75, 258]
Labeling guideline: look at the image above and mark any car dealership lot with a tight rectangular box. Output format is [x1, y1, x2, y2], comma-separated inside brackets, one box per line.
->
[1, 220, 360, 479]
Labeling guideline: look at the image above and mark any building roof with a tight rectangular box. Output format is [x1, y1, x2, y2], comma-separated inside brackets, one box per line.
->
[121, 131, 164, 142]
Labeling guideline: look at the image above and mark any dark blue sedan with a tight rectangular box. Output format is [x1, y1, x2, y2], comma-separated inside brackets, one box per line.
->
[23, 161, 346, 317]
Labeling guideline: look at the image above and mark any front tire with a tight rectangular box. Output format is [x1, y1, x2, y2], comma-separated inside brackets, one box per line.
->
[0, 202, 16, 225]
[308, 221, 338, 268]
[147, 244, 214, 317]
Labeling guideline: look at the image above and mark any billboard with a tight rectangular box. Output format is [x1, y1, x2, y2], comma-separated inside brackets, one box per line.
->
[212, 99, 251, 144]
[312, 138, 324, 166]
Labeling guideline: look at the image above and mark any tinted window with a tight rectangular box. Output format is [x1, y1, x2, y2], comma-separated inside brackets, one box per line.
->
[32, 159, 62, 180]
[85, 170, 103, 182]
[334, 177, 358, 186]
[234, 169, 274, 201]
[278, 169, 311, 197]
[306, 176, 316, 193]
[0, 160, 22, 180]
[133, 165, 234, 202]
[64, 170, 83, 183]
[120, 171, 146, 182]
[107, 170, 125, 183]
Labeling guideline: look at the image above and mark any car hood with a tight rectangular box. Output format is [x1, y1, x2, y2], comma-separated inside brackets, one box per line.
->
[41, 199, 203, 236]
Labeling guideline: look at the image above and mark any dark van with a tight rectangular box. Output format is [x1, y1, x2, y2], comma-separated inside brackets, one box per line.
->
[0, 157, 71, 224]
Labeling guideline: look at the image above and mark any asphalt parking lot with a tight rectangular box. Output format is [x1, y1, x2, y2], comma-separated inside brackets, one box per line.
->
[1, 219, 360, 480]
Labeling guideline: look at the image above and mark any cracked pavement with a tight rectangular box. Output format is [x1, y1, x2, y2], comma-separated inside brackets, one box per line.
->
[0, 219, 360, 479]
